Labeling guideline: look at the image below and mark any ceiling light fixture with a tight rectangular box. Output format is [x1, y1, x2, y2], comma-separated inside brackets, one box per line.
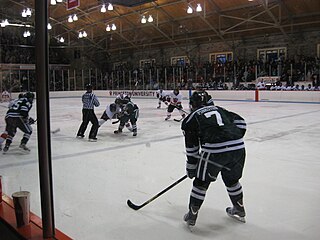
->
[68, 15, 73, 22]
[47, 23, 52, 30]
[147, 15, 153, 23]
[187, 6, 193, 14]
[101, 4, 106, 13]
[111, 23, 116, 31]
[50, 0, 57, 5]
[59, 37, 65, 43]
[56, 0, 63, 2]
[23, 30, 31, 38]
[196, 4, 202, 12]
[108, 3, 113, 11]
[22, 9, 27, 18]
[1, 19, 9, 27]
[106, 25, 111, 31]
[141, 15, 146, 24]
[26, 8, 32, 16]
[79, 31, 87, 38]
[73, 14, 78, 21]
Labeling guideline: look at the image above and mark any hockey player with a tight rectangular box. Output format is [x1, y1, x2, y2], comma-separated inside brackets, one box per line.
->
[1, 89, 11, 102]
[156, 89, 169, 109]
[114, 100, 139, 136]
[165, 89, 185, 121]
[0, 93, 25, 151]
[182, 91, 247, 226]
[98, 103, 121, 127]
[2, 92, 35, 153]
[76, 84, 100, 141]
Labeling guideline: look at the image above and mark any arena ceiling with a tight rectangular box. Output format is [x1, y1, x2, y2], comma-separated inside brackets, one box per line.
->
[1, 0, 320, 55]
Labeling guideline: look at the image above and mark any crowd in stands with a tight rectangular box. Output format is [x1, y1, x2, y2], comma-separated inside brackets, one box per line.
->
[0, 30, 69, 64]
[1, 29, 319, 91]
[110, 56, 319, 91]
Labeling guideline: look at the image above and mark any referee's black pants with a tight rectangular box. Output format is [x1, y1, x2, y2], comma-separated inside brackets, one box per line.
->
[77, 109, 99, 139]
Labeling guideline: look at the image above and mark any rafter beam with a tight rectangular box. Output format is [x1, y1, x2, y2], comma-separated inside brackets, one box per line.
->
[258, 0, 290, 40]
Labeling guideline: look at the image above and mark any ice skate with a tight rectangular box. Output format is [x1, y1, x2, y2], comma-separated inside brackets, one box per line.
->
[183, 206, 199, 227]
[19, 143, 31, 152]
[165, 116, 171, 121]
[76, 134, 84, 139]
[133, 131, 137, 137]
[114, 128, 123, 134]
[157, 105, 161, 109]
[88, 137, 97, 142]
[226, 206, 246, 223]
[3, 145, 9, 153]
[0, 143, 2, 151]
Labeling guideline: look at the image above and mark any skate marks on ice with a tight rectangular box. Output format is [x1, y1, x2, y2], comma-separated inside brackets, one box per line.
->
[0, 135, 183, 169]
[246, 123, 320, 143]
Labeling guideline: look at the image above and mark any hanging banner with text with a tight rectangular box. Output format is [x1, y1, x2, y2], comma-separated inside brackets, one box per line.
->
[67, 0, 80, 10]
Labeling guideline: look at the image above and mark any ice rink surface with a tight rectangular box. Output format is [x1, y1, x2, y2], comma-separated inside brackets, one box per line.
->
[1, 95, 320, 240]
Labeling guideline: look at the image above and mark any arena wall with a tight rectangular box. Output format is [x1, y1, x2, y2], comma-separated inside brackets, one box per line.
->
[9, 90, 320, 103]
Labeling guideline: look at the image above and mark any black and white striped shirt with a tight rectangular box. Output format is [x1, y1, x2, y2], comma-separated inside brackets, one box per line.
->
[82, 92, 100, 109]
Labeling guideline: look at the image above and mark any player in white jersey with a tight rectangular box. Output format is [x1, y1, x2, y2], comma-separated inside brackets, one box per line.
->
[98, 103, 121, 127]
[165, 89, 185, 121]
[1, 90, 11, 102]
[156, 89, 169, 109]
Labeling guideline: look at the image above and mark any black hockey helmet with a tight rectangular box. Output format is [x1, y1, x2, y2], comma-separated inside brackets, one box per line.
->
[115, 98, 122, 105]
[123, 95, 131, 103]
[24, 92, 35, 103]
[173, 88, 179, 95]
[189, 91, 212, 110]
[86, 83, 93, 91]
[110, 103, 117, 112]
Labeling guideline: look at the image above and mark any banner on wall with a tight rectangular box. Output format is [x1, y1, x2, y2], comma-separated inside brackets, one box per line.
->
[67, 0, 80, 10]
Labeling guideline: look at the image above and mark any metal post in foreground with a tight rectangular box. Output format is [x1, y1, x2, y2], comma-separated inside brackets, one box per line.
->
[35, 0, 55, 237]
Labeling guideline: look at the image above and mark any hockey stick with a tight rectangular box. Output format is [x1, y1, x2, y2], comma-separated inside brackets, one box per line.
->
[127, 175, 188, 211]
[112, 119, 120, 124]
[173, 117, 184, 122]
[51, 128, 60, 134]
[32, 119, 60, 134]
[173, 108, 188, 122]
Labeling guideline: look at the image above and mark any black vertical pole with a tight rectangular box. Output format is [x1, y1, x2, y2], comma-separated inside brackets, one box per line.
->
[35, 0, 55, 237]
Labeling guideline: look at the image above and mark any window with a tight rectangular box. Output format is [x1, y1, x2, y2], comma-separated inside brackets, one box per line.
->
[209, 51, 233, 64]
[257, 47, 287, 62]
[139, 59, 155, 68]
[171, 56, 189, 66]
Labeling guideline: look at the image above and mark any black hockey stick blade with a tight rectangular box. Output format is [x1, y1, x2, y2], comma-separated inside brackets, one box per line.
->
[112, 119, 120, 124]
[51, 128, 60, 134]
[127, 175, 188, 211]
[127, 199, 142, 210]
[174, 117, 184, 122]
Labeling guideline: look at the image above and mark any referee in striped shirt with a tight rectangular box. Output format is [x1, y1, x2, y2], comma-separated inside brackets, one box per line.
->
[76, 84, 100, 141]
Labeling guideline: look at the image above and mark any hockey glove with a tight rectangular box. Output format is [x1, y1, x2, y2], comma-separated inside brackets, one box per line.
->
[28, 117, 36, 125]
[186, 162, 197, 179]
[176, 104, 182, 110]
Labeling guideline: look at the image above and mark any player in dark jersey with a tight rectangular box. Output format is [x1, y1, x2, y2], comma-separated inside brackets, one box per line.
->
[2, 92, 35, 153]
[114, 100, 139, 136]
[182, 91, 247, 226]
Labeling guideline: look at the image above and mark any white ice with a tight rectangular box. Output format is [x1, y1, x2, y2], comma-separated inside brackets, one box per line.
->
[1, 96, 320, 240]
